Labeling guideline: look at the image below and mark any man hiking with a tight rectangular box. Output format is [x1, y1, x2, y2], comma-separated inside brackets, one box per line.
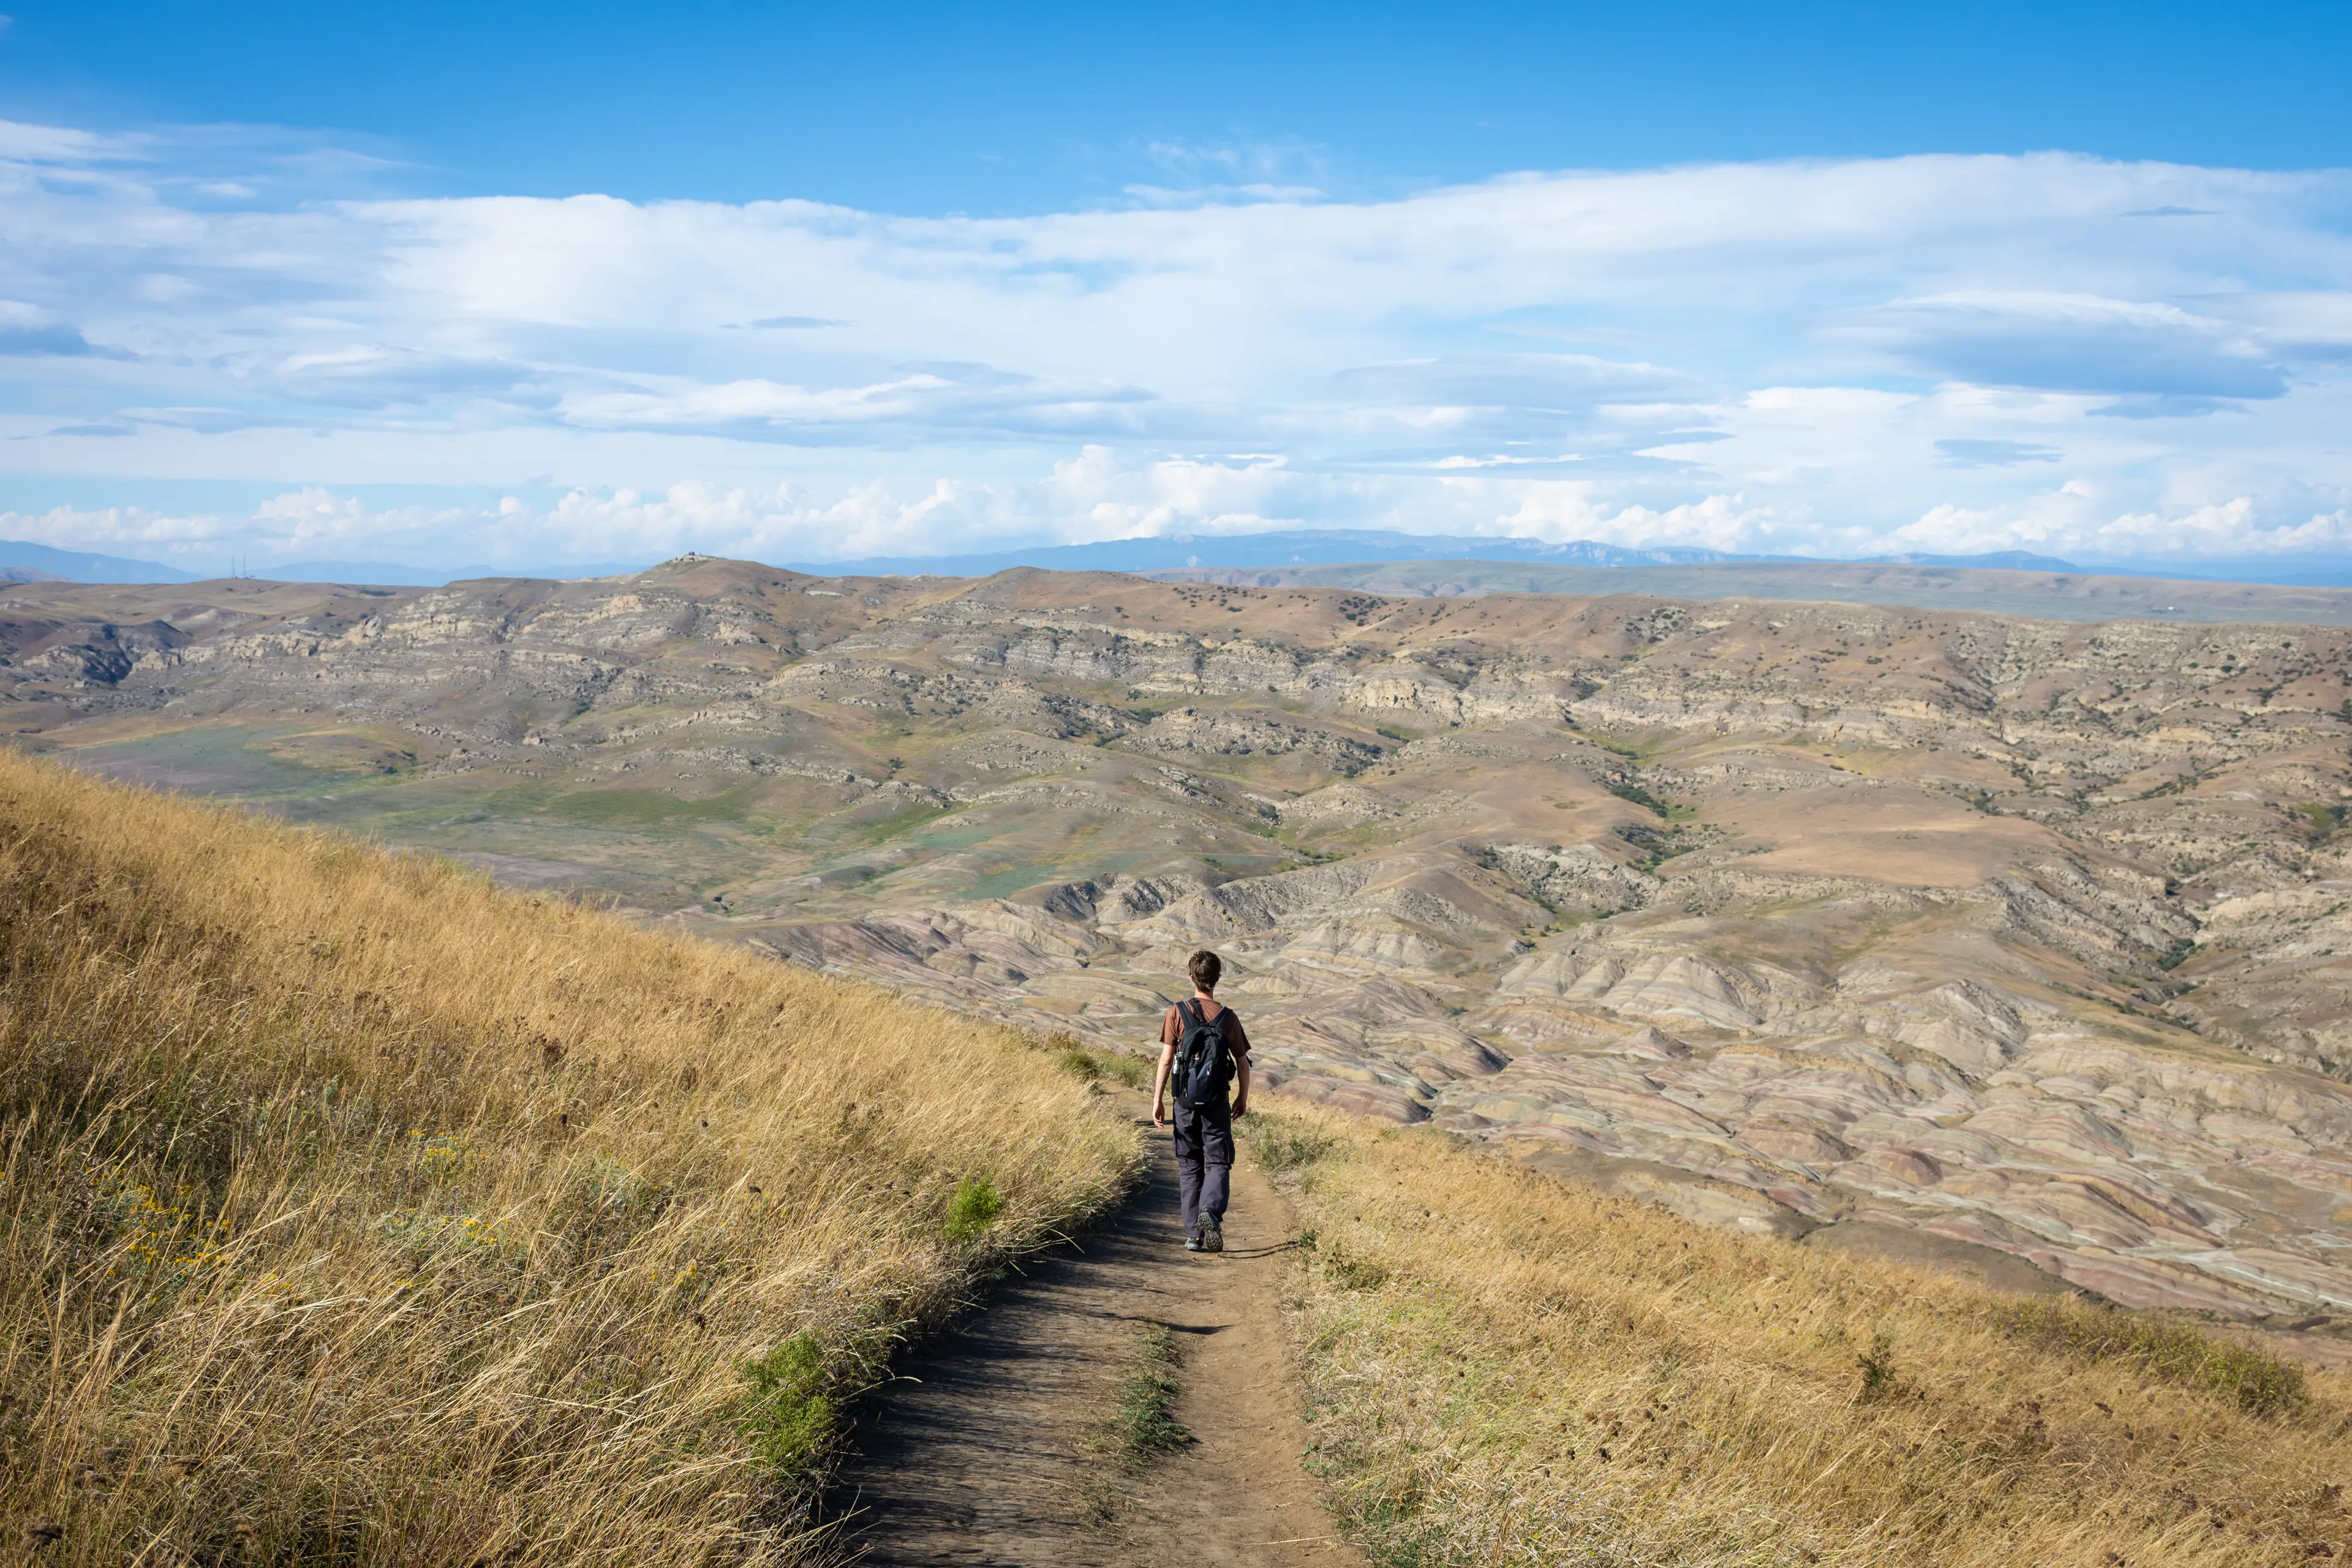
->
[1152, 948, 1251, 1253]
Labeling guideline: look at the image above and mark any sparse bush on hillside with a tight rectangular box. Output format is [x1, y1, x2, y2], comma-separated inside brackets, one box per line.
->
[0, 752, 1139, 1566]
[1854, 1325, 1905, 1403]
[1253, 1102, 2352, 1568]
[943, 1174, 1005, 1243]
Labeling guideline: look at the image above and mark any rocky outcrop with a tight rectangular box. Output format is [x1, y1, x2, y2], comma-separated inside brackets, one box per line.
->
[1479, 842, 1659, 916]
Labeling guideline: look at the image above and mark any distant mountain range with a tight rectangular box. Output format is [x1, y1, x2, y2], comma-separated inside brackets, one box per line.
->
[786, 530, 1781, 576]
[0, 540, 203, 584]
[781, 532, 2097, 578]
[1, 527, 2344, 589]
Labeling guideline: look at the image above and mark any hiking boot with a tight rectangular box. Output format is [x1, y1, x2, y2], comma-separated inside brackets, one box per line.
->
[1199, 1214, 1224, 1253]
[1184, 1230, 1204, 1252]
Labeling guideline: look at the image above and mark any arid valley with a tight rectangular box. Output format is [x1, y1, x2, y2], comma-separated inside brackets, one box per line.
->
[11, 556, 2352, 1336]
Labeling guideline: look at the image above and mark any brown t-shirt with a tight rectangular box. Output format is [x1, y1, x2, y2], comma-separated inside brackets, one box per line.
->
[1161, 997, 1251, 1062]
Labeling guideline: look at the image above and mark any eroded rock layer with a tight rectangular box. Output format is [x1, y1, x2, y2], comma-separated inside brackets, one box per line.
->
[9, 557, 2352, 1319]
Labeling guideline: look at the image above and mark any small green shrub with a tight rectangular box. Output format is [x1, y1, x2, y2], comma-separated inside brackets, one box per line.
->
[944, 1174, 1005, 1243]
[1856, 1326, 1901, 1402]
[738, 1332, 834, 1477]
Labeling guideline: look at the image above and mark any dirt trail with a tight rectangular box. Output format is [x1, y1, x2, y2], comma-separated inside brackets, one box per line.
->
[827, 1107, 1363, 1567]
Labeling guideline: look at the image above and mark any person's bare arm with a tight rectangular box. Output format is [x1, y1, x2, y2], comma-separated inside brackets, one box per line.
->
[1231, 1052, 1251, 1118]
[1150, 1041, 1177, 1126]
[1150, 1008, 1178, 1127]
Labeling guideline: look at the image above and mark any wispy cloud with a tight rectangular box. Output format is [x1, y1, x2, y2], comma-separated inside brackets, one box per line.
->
[0, 123, 2348, 568]
[1126, 135, 1330, 205]
[1936, 437, 2062, 467]
[733, 315, 848, 330]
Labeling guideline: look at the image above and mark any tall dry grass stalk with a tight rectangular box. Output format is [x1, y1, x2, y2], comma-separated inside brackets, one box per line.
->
[0, 752, 1139, 1565]
[1248, 1107, 2351, 1567]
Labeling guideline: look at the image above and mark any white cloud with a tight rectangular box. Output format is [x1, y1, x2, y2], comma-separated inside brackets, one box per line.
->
[1, 124, 2350, 568]
[1823, 291, 2285, 399]
[2, 443, 2345, 576]
[1883, 481, 2352, 563]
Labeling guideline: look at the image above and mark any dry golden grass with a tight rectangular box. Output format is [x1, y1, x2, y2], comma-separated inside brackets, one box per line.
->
[1248, 1107, 2352, 1568]
[0, 752, 1139, 1565]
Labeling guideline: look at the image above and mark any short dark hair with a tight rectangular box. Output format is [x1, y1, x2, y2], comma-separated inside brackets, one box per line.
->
[1187, 949, 1222, 991]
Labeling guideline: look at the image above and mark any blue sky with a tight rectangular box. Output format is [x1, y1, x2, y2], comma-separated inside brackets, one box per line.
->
[2, 2, 2351, 571]
[12, 2, 2350, 212]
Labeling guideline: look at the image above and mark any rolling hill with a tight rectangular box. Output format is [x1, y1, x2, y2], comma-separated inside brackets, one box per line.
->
[6, 556, 2352, 1338]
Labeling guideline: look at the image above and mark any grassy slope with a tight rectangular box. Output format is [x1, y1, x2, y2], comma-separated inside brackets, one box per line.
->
[1248, 1109, 2350, 1568]
[0, 752, 1139, 1566]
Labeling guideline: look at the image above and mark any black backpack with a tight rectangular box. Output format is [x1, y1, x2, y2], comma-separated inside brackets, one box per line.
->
[1169, 1000, 1233, 1110]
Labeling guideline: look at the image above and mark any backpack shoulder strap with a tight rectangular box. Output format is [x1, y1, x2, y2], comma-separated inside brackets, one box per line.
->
[1176, 998, 1202, 1031]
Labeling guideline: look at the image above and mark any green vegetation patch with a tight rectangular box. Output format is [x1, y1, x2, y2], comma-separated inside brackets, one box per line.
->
[524, 785, 756, 829]
[943, 1174, 1005, 1243]
[1989, 1298, 2305, 1414]
[738, 1332, 837, 1478]
[1107, 1324, 1191, 1464]
[1574, 729, 1656, 763]
[1603, 778, 1671, 817]
[2293, 801, 2347, 844]
[260, 729, 418, 777]
[72, 724, 363, 797]
[960, 861, 1077, 902]
[848, 801, 958, 846]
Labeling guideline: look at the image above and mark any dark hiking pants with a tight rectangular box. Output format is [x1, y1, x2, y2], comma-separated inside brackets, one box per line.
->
[1172, 1096, 1234, 1237]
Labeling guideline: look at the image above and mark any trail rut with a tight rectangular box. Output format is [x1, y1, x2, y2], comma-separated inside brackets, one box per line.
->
[828, 1107, 1363, 1567]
